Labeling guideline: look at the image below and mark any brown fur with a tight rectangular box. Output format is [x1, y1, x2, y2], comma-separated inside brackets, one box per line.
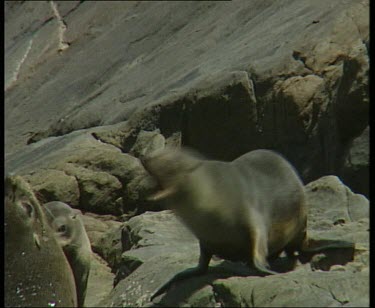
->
[5, 175, 77, 307]
[44, 201, 92, 308]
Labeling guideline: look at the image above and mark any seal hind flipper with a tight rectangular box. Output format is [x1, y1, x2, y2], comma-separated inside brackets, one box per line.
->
[250, 221, 278, 275]
[298, 238, 355, 264]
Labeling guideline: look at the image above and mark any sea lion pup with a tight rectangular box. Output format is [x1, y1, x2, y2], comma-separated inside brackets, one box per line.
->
[142, 147, 354, 300]
[44, 201, 92, 308]
[5, 175, 77, 307]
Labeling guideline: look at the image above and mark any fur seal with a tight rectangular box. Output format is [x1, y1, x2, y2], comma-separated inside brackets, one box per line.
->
[44, 201, 92, 308]
[142, 147, 354, 300]
[5, 175, 78, 307]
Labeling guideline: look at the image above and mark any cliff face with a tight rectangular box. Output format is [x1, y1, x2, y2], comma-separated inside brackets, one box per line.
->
[5, 1, 369, 193]
[5, 1, 369, 307]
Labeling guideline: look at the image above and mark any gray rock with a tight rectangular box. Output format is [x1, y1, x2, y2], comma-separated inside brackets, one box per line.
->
[23, 168, 80, 207]
[85, 252, 115, 308]
[212, 270, 369, 307]
[95, 224, 123, 271]
[62, 162, 123, 215]
[340, 126, 369, 197]
[79, 213, 122, 307]
[5, 129, 155, 215]
[305, 176, 369, 246]
[81, 212, 122, 262]
[305, 175, 369, 225]
[129, 129, 166, 159]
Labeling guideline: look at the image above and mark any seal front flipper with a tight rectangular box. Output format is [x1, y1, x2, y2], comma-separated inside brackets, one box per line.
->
[249, 217, 278, 275]
[151, 243, 212, 301]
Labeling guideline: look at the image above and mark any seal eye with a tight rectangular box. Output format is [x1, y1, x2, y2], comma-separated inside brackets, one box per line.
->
[58, 225, 67, 233]
[21, 201, 34, 218]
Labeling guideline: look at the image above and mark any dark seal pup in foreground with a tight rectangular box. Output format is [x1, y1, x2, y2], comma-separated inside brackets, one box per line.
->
[142, 147, 354, 300]
[5, 175, 77, 307]
[44, 201, 92, 307]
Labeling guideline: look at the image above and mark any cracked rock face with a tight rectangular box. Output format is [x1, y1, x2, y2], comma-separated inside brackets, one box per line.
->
[5, 0, 369, 307]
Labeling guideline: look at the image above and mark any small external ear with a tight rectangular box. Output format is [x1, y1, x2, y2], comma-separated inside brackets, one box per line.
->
[43, 206, 55, 224]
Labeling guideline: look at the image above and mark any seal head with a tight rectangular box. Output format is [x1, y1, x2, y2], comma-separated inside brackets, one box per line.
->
[5, 175, 77, 307]
[141, 147, 203, 201]
[44, 201, 92, 308]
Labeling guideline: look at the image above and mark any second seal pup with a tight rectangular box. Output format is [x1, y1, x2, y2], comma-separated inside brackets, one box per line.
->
[44, 201, 92, 307]
[5, 175, 77, 307]
[142, 147, 352, 300]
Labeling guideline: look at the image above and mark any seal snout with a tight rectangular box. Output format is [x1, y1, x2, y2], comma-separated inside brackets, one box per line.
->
[141, 152, 182, 202]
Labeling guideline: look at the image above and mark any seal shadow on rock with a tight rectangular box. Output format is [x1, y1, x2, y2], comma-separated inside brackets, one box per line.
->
[44, 201, 92, 308]
[141, 147, 355, 301]
[5, 175, 78, 307]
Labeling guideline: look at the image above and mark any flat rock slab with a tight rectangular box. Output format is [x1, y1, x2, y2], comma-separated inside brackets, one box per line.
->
[85, 252, 115, 308]
[212, 270, 369, 308]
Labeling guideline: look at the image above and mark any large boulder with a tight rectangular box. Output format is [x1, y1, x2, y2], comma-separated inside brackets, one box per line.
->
[6, 129, 157, 215]
[79, 212, 123, 307]
[85, 253, 115, 308]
